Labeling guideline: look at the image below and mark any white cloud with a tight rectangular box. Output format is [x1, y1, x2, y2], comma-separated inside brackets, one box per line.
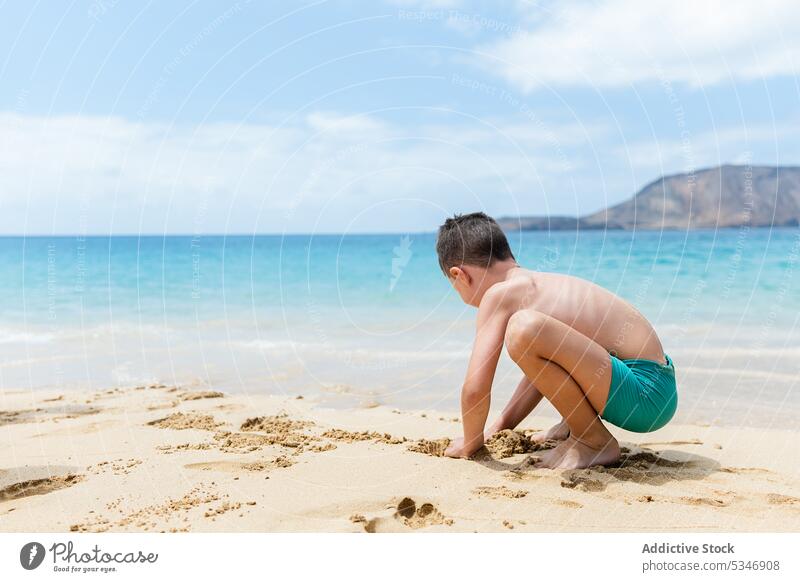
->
[478, 0, 800, 91]
[3, 109, 788, 234]
[0, 111, 593, 234]
[617, 123, 798, 172]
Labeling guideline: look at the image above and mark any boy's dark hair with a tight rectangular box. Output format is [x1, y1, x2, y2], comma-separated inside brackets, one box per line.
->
[436, 212, 515, 275]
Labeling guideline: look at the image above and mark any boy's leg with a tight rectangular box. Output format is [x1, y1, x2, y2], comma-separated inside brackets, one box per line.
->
[504, 310, 619, 468]
[521, 359, 619, 468]
[493, 376, 569, 443]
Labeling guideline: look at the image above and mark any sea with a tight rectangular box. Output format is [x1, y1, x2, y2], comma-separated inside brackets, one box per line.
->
[1, 228, 798, 428]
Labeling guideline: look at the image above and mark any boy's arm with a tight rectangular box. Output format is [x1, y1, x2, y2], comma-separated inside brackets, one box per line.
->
[445, 291, 510, 458]
[486, 375, 544, 437]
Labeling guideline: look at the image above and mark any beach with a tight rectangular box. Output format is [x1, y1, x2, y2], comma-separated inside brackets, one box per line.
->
[2, 383, 798, 533]
[1, 230, 799, 533]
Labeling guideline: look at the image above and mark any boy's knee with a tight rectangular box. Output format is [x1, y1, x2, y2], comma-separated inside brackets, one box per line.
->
[505, 310, 549, 362]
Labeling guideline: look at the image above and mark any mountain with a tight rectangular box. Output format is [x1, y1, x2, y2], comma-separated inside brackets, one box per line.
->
[498, 165, 800, 231]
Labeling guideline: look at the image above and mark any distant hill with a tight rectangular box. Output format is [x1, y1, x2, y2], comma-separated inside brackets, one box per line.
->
[498, 165, 800, 231]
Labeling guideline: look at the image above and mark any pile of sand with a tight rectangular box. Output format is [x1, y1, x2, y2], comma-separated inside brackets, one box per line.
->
[407, 438, 451, 457]
[321, 429, 406, 444]
[484, 429, 535, 458]
[147, 412, 222, 431]
[212, 432, 277, 453]
[239, 414, 320, 450]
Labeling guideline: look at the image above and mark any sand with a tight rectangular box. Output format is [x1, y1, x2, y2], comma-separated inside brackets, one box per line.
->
[1, 385, 798, 533]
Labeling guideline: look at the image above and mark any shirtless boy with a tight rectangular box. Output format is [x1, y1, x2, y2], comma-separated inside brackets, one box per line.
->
[439, 212, 677, 468]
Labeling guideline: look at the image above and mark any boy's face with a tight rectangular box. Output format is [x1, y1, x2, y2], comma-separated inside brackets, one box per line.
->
[447, 265, 481, 307]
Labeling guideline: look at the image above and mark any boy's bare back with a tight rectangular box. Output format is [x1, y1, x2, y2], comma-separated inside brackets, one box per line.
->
[485, 268, 666, 364]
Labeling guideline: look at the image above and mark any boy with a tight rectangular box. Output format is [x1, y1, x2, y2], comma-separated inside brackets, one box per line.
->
[439, 212, 677, 469]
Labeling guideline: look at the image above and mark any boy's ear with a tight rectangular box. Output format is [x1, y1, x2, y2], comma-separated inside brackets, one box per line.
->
[449, 266, 469, 283]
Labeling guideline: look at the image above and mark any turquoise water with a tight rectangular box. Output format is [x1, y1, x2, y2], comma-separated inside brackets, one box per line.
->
[1, 229, 799, 427]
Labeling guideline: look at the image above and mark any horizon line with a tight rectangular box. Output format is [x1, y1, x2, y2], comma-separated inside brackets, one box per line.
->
[1, 224, 797, 238]
[0, 231, 438, 238]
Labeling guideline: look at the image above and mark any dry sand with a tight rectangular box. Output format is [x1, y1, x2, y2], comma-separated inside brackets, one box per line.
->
[1, 385, 798, 533]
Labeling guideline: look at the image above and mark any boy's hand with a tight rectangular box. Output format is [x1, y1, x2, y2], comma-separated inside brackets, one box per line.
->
[444, 436, 482, 458]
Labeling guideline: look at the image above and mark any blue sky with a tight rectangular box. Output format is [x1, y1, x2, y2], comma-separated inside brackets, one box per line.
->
[1, 0, 798, 234]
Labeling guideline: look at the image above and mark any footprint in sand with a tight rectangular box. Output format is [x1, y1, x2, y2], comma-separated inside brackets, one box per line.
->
[0, 470, 84, 502]
[357, 497, 454, 532]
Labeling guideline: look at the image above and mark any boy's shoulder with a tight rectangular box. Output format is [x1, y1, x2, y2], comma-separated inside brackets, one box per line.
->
[478, 270, 536, 312]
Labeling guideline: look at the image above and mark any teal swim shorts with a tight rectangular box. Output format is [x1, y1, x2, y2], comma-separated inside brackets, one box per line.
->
[600, 354, 677, 433]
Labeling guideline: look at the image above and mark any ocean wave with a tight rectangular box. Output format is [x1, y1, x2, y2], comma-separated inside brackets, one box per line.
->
[240, 339, 469, 361]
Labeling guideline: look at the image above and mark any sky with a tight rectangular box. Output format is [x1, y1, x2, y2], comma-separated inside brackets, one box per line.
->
[1, 0, 798, 234]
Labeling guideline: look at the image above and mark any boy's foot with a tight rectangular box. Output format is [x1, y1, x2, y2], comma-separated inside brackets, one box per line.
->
[534, 442, 564, 469]
[535, 435, 620, 469]
[530, 419, 570, 444]
[534, 445, 565, 467]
